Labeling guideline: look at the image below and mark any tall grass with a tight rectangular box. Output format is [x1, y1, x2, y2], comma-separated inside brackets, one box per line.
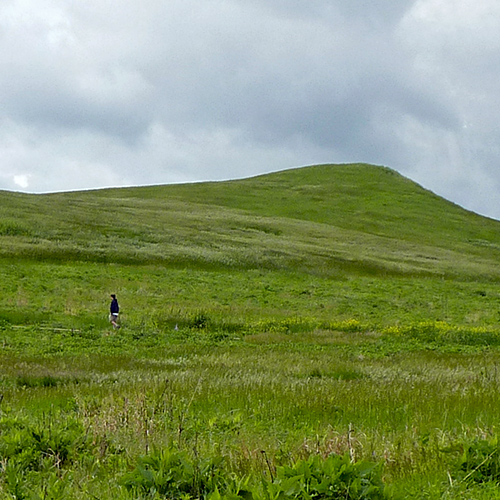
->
[2, 329, 500, 497]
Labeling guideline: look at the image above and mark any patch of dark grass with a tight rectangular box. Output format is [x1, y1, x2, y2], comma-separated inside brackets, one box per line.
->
[0, 310, 52, 327]
[308, 368, 367, 381]
[15, 374, 79, 388]
[0, 220, 33, 237]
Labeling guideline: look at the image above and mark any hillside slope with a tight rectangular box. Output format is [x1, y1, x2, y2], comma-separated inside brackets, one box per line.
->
[1, 163, 500, 279]
[98, 164, 500, 251]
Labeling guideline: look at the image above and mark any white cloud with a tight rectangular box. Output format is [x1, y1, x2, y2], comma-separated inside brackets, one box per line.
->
[13, 174, 29, 189]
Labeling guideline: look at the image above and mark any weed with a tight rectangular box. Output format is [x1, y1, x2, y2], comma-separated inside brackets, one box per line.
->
[122, 448, 227, 498]
[122, 448, 387, 500]
[0, 416, 90, 471]
[262, 453, 386, 500]
[452, 436, 500, 484]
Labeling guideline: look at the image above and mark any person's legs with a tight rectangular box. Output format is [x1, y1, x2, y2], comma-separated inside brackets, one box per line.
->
[109, 313, 120, 328]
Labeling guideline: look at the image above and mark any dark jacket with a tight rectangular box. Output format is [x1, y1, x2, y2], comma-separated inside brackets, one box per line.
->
[110, 298, 119, 314]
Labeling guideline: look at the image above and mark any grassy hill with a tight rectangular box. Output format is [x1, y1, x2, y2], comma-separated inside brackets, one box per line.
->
[4, 164, 500, 499]
[1, 163, 500, 279]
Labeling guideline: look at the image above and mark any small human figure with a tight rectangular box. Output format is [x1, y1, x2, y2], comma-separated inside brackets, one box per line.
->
[109, 294, 120, 329]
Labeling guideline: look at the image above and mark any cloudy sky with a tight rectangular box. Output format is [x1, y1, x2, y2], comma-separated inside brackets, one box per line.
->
[1, 1, 500, 219]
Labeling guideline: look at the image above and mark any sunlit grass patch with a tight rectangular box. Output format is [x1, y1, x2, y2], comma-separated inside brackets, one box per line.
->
[383, 321, 500, 346]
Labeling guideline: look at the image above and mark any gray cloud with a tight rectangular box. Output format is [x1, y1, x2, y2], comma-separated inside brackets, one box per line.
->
[1, 0, 500, 219]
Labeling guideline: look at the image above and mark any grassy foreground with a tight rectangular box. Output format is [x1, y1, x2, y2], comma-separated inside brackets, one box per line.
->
[2, 164, 500, 498]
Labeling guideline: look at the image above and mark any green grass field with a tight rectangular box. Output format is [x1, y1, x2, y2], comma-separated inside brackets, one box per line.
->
[2, 163, 500, 499]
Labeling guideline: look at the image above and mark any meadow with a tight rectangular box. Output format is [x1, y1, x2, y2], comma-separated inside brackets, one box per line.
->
[2, 164, 500, 499]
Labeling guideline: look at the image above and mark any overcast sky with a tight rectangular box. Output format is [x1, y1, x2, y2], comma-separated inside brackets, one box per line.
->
[1, 1, 500, 219]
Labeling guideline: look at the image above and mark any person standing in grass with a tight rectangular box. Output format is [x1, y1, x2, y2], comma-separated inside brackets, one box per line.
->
[109, 294, 120, 329]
